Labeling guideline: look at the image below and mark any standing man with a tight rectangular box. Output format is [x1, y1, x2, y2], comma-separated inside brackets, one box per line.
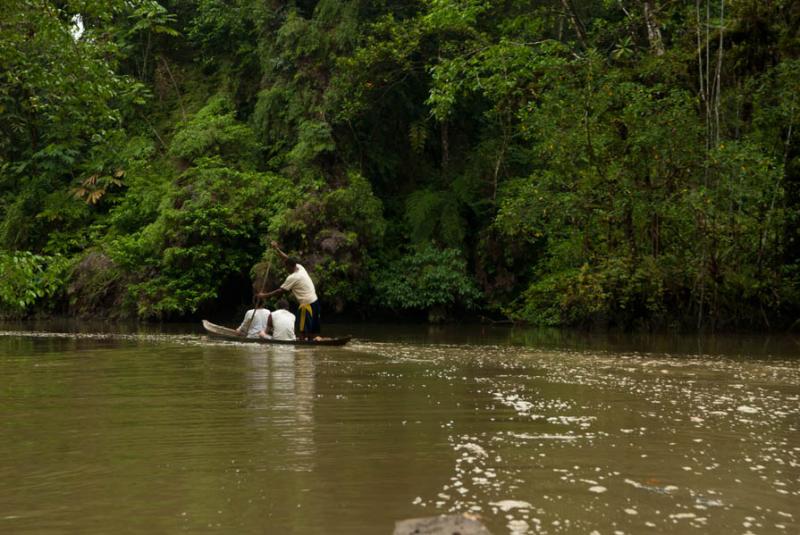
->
[258, 241, 321, 340]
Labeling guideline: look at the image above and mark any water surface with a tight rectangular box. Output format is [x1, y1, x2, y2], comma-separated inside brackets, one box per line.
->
[1, 324, 798, 534]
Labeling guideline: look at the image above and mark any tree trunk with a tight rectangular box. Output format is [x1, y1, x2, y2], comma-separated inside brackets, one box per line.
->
[440, 121, 449, 169]
[160, 56, 186, 121]
[713, 0, 725, 146]
[641, 1, 665, 56]
[651, 211, 660, 257]
[624, 204, 638, 260]
[560, 0, 588, 48]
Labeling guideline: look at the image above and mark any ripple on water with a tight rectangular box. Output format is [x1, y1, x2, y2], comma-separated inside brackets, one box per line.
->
[365, 341, 800, 534]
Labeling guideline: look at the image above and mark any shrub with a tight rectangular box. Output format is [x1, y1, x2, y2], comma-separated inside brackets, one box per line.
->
[0, 251, 70, 316]
[107, 160, 286, 318]
[168, 95, 259, 169]
[373, 244, 481, 320]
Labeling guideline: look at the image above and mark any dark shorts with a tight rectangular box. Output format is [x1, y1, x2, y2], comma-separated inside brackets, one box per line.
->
[298, 300, 321, 335]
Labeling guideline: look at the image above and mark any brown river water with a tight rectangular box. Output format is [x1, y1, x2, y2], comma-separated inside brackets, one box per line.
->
[0, 322, 798, 534]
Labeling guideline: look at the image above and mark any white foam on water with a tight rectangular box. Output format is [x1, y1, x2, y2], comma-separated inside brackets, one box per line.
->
[490, 500, 532, 512]
[455, 443, 488, 458]
[508, 519, 530, 534]
[508, 432, 580, 441]
[355, 340, 800, 535]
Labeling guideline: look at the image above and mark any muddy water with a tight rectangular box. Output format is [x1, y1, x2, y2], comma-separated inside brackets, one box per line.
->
[0, 324, 798, 534]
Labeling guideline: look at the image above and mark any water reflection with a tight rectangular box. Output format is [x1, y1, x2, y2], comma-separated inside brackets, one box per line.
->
[241, 346, 316, 471]
[3, 320, 800, 358]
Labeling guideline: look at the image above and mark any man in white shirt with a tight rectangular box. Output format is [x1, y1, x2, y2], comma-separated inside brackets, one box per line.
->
[236, 304, 271, 339]
[258, 241, 321, 340]
[268, 299, 296, 341]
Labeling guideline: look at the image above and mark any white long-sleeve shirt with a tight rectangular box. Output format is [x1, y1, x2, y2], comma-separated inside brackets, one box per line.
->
[270, 309, 296, 341]
[238, 308, 270, 338]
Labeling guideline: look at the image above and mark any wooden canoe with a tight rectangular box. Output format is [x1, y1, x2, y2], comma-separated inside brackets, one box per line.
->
[202, 320, 352, 346]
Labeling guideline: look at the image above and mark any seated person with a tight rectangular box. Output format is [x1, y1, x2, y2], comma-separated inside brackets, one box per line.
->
[236, 304, 271, 339]
[268, 299, 296, 341]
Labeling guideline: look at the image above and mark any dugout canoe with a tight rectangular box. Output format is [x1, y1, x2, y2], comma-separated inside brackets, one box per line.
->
[202, 320, 352, 346]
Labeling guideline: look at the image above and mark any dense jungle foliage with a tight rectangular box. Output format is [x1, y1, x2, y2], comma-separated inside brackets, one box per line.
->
[1, 0, 799, 328]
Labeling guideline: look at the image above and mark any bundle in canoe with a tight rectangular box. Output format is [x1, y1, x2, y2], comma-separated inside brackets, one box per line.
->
[202, 320, 352, 346]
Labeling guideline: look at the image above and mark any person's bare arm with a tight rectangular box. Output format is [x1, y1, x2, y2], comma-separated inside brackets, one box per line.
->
[257, 287, 286, 299]
[271, 241, 289, 260]
[236, 314, 249, 334]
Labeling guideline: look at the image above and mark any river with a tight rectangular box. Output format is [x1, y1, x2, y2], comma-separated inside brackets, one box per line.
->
[1, 322, 798, 534]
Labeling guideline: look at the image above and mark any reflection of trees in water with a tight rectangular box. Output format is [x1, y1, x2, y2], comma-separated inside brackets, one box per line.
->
[505, 327, 800, 358]
[244, 346, 316, 471]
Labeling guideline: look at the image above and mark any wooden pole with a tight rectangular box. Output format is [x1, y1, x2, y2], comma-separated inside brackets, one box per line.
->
[242, 255, 272, 336]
